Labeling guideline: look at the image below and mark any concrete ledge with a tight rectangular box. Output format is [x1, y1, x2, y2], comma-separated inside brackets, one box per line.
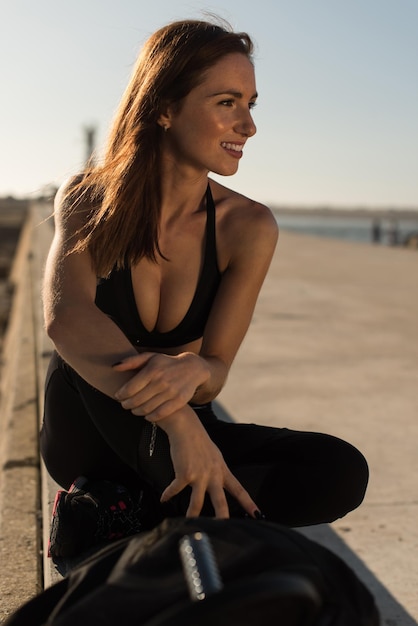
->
[0, 214, 43, 622]
[29, 202, 62, 589]
[0, 201, 60, 623]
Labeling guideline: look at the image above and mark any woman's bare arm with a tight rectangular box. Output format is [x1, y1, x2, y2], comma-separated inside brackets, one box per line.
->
[195, 199, 279, 402]
[43, 181, 141, 396]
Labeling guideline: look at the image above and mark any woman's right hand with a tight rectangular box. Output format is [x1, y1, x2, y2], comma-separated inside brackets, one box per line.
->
[154, 405, 259, 519]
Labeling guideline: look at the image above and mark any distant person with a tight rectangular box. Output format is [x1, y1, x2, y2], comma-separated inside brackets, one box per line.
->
[40, 19, 369, 558]
[371, 218, 381, 244]
[387, 219, 399, 246]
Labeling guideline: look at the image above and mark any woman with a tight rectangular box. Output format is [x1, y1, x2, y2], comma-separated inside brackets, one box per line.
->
[41, 19, 368, 556]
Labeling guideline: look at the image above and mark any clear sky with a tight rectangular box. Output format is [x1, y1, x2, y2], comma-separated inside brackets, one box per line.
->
[1, 0, 417, 207]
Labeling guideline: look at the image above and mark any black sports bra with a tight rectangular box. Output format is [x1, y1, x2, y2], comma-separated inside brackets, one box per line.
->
[95, 185, 222, 348]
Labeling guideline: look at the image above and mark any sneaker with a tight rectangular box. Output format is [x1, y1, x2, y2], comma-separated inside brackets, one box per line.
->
[48, 477, 154, 559]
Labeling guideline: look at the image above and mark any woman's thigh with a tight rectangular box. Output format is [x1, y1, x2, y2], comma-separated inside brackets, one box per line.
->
[205, 419, 369, 526]
[40, 355, 139, 490]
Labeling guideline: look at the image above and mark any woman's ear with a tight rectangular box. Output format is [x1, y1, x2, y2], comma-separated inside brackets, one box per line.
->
[157, 103, 173, 131]
[157, 116, 170, 132]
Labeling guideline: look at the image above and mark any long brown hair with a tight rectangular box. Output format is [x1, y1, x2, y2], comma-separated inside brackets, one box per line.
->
[67, 19, 254, 277]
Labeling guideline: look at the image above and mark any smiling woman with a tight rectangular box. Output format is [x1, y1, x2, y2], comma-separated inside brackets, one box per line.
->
[40, 18, 369, 562]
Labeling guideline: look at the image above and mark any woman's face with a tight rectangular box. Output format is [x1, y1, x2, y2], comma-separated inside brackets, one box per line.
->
[161, 53, 257, 177]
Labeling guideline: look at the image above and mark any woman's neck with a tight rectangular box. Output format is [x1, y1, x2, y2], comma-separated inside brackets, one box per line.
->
[159, 167, 210, 221]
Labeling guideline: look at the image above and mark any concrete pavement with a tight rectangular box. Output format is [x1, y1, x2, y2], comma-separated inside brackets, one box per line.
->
[219, 228, 418, 624]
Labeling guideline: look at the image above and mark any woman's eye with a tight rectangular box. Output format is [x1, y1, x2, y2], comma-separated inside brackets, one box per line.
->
[218, 99, 257, 109]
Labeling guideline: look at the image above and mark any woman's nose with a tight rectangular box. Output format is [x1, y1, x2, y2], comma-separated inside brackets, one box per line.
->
[235, 109, 257, 138]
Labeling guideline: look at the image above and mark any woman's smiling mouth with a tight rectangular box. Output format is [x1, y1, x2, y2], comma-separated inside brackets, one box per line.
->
[221, 142, 244, 157]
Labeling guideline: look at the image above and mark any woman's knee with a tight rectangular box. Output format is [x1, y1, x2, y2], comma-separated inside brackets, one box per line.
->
[337, 439, 369, 511]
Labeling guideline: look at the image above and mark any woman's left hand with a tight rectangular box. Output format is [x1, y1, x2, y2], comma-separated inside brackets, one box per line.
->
[113, 352, 210, 420]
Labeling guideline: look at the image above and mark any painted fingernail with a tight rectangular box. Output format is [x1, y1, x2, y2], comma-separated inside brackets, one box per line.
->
[254, 510, 266, 520]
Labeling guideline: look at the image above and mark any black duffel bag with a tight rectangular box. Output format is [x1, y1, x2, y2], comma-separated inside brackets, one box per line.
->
[6, 517, 379, 626]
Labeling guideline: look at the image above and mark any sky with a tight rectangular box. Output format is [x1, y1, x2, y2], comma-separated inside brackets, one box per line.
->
[1, 0, 417, 208]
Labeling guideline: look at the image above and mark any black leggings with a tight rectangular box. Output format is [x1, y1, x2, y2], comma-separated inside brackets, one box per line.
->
[40, 352, 369, 527]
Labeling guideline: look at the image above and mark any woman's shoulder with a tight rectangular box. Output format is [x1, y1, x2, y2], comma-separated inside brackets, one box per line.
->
[209, 179, 278, 269]
[54, 174, 84, 205]
[209, 178, 278, 239]
[54, 174, 96, 229]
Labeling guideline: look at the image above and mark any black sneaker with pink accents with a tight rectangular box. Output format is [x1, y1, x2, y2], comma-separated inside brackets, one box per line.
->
[48, 477, 161, 561]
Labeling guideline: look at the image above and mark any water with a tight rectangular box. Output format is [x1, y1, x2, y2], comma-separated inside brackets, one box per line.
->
[274, 212, 418, 246]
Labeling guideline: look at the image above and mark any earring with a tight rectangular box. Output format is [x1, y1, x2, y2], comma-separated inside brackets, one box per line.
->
[163, 124, 169, 132]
